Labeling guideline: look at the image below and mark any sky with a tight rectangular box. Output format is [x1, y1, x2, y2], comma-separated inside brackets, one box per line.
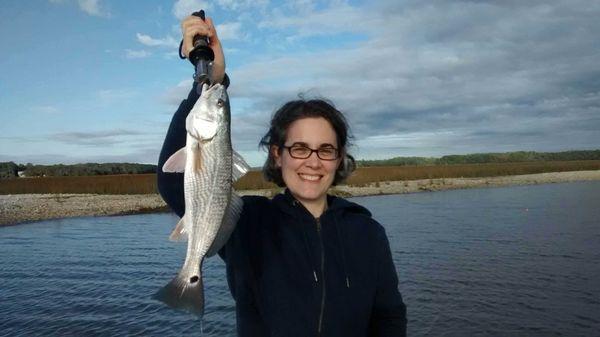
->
[1, 0, 599, 167]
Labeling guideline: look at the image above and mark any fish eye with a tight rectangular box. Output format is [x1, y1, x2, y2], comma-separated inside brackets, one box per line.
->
[217, 99, 224, 107]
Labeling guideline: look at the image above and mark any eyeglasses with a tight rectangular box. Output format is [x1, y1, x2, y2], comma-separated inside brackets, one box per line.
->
[282, 144, 340, 161]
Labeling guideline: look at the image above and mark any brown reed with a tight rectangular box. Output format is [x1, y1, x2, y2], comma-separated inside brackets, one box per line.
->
[1, 160, 599, 195]
[345, 160, 600, 187]
[0, 174, 157, 195]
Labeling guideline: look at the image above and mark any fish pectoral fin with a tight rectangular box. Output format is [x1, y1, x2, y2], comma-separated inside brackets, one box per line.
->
[163, 147, 187, 173]
[232, 150, 251, 182]
[206, 192, 244, 257]
[169, 217, 188, 242]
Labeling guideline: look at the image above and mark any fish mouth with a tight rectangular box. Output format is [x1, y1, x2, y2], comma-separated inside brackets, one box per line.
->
[203, 83, 227, 103]
[203, 82, 222, 90]
[205, 83, 224, 93]
[298, 173, 323, 182]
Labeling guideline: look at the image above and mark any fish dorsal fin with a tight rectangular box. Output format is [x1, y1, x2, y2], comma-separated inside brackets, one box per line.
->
[232, 150, 250, 182]
[169, 216, 188, 241]
[206, 192, 243, 257]
[162, 147, 187, 173]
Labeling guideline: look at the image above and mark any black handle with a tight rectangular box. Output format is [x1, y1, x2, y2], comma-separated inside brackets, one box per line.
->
[187, 9, 215, 87]
[193, 9, 205, 20]
[191, 10, 208, 49]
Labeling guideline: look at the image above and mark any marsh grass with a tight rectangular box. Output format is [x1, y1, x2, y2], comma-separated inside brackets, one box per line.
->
[1, 161, 599, 195]
[0, 174, 158, 195]
[344, 160, 600, 187]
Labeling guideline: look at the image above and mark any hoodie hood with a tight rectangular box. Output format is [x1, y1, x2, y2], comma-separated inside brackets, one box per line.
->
[326, 193, 371, 216]
[273, 188, 372, 219]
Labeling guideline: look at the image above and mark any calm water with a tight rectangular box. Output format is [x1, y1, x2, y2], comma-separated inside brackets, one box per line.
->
[1, 181, 599, 336]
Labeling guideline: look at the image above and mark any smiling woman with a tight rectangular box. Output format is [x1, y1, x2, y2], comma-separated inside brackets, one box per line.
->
[259, 99, 356, 217]
[156, 14, 407, 337]
[274, 117, 342, 216]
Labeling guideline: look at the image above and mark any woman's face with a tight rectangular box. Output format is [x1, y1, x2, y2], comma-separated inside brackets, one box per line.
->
[273, 117, 341, 206]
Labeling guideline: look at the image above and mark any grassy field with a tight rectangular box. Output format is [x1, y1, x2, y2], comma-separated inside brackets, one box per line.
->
[1, 160, 599, 195]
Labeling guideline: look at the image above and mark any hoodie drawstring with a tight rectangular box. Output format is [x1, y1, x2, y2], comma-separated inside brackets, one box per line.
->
[290, 193, 350, 288]
[334, 216, 351, 288]
[302, 223, 319, 283]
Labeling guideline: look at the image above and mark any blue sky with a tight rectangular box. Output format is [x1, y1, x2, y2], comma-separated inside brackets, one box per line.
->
[1, 0, 599, 167]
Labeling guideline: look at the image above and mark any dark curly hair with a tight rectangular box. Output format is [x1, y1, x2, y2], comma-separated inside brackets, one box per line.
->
[259, 98, 356, 187]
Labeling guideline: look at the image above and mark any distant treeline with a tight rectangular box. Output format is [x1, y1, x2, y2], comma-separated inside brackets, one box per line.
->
[0, 162, 157, 179]
[1, 149, 598, 179]
[356, 150, 600, 167]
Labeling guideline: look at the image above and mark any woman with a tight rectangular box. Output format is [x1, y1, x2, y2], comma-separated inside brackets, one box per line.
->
[157, 15, 407, 337]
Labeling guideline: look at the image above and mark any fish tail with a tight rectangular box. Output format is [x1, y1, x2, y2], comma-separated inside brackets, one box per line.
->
[153, 270, 204, 315]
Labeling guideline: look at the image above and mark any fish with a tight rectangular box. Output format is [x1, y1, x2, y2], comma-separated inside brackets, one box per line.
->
[154, 83, 249, 315]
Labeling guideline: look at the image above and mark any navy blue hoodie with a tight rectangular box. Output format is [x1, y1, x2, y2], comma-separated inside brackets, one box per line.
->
[157, 82, 407, 336]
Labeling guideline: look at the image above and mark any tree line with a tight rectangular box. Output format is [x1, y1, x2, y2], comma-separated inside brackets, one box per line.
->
[0, 162, 157, 179]
[2, 150, 598, 179]
[356, 150, 600, 167]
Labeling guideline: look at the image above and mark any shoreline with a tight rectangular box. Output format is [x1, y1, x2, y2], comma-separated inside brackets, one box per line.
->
[1, 170, 599, 226]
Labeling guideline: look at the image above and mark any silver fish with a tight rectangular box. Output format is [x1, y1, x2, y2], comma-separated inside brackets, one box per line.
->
[155, 83, 249, 315]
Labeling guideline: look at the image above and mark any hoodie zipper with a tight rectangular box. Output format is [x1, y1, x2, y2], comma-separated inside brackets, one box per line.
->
[316, 217, 326, 336]
[291, 198, 327, 336]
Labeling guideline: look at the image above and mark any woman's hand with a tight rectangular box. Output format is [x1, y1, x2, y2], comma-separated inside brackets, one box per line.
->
[180, 15, 225, 84]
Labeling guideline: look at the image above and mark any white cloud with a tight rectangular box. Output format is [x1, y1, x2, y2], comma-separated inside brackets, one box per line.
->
[97, 89, 138, 102]
[1, 146, 161, 165]
[215, 0, 269, 11]
[136, 33, 179, 48]
[224, 47, 240, 54]
[216, 22, 244, 41]
[286, 0, 316, 14]
[47, 129, 144, 147]
[77, 0, 110, 17]
[258, 2, 366, 38]
[162, 79, 194, 106]
[47, 0, 110, 17]
[157, 0, 600, 160]
[30, 105, 61, 115]
[125, 49, 152, 59]
[163, 51, 180, 59]
[172, 0, 211, 20]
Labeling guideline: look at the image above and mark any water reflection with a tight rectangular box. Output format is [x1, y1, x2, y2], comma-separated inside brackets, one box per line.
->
[1, 181, 599, 336]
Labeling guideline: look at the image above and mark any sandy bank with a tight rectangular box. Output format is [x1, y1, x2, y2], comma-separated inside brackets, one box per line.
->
[0, 194, 169, 226]
[2, 170, 599, 226]
[330, 169, 600, 197]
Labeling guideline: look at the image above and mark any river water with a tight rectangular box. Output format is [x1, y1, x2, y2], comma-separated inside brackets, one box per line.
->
[1, 181, 599, 336]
